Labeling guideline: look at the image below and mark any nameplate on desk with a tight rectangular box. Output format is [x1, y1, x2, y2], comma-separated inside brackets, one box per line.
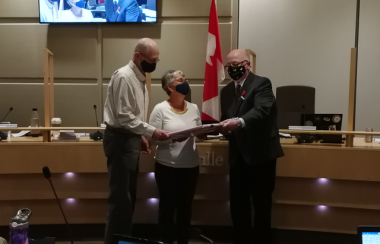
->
[288, 126, 316, 131]
[0, 124, 17, 128]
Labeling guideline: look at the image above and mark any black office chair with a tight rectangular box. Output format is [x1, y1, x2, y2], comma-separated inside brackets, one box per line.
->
[276, 85, 315, 129]
[276, 86, 316, 143]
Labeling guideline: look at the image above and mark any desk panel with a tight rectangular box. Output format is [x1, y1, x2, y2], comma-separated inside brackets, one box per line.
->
[1, 137, 380, 233]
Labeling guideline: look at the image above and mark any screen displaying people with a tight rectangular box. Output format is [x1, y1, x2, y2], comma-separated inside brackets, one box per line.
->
[39, 0, 157, 23]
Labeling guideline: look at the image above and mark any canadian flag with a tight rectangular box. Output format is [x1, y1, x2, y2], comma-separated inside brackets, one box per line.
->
[201, 0, 225, 122]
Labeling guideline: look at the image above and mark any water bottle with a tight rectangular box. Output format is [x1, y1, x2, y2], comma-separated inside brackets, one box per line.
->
[30, 108, 40, 137]
[9, 209, 32, 244]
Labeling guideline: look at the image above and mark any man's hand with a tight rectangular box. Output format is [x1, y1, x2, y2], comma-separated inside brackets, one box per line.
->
[172, 137, 188, 143]
[221, 119, 239, 132]
[140, 136, 151, 154]
[152, 129, 170, 141]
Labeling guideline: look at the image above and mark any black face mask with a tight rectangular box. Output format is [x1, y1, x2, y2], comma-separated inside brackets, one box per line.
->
[175, 82, 190, 96]
[141, 60, 156, 73]
[228, 66, 246, 81]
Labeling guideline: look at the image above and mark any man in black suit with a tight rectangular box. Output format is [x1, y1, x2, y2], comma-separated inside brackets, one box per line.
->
[105, 0, 142, 22]
[220, 49, 284, 244]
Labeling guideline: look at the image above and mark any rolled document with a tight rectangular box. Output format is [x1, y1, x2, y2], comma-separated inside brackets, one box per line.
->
[168, 123, 222, 139]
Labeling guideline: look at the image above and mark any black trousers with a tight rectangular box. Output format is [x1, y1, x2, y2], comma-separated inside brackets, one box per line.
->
[154, 162, 199, 244]
[230, 154, 277, 244]
[103, 128, 141, 244]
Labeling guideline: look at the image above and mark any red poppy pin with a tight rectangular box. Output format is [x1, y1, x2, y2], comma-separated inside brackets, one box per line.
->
[240, 90, 246, 100]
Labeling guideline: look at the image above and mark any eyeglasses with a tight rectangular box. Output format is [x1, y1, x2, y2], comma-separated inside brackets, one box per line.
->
[224, 60, 249, 70]
[140, 52, 160, 63]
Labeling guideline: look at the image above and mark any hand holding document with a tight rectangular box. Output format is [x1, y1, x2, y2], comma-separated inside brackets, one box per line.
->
[168, 123, 222, 139]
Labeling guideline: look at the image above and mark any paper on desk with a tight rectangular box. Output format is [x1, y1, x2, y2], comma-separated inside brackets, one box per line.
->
[169, 123, 222, 139]
[207, 133, 223, 139]
[12, 130, 30, 137]
[74, 133, 90, 137]
[279, 133, 292, 138]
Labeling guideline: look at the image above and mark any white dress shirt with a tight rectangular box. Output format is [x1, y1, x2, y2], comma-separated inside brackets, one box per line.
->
[104, 60, 156, 138]
[234, 78, 246, 89]
[233, 78, 247, 128]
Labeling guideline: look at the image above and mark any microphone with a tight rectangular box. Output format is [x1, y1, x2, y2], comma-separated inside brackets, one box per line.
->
[0, 107, 13, 123]
[191, 228, 214, 243]
[89, 105, 103, 141]
[0, 107, 13, 140]
[42, 167, 73, 244]
[93, 105, 99, 127]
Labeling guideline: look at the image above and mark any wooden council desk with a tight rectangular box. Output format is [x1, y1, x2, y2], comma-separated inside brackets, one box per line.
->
[1, 136, 380, 234]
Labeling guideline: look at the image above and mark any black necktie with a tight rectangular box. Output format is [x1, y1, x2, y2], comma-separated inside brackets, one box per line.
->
[236, 84, 241, 99]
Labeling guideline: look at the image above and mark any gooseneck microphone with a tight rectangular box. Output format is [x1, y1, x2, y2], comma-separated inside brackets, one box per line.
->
[90, 105, 103, 141]
[0, 107, 14, 140]
[192, 228, 214, 243]
[93, 105, 99, 127]
[42, 167, 74, 244]
[0, 107, 13, 123]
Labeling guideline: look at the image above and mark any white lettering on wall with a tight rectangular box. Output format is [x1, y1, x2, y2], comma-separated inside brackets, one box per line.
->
[200, 151, 224, 166]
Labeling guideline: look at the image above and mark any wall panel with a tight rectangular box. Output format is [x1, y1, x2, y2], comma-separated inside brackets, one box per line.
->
[355, 0, 380, 131]
[102, 23, 232, 79]
[0, 0, 39, 18]
[239, 0, 357, 130]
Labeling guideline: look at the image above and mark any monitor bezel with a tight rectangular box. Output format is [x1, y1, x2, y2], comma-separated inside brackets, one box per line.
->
[357, 226, 380, 244]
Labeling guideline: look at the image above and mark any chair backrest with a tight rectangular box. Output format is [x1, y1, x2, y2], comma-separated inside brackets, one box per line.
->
[276, 86, 315, 129]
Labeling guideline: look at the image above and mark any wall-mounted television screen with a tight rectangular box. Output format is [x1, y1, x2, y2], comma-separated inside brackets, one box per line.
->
[39, 0, 157, 23]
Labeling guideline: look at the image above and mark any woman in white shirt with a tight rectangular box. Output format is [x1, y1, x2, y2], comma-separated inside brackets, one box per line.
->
[149, 70, 205, 244]
[59, 0, 94, 22]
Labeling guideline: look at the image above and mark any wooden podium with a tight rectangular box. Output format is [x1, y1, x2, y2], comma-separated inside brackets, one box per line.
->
[43, 48, 54, 142]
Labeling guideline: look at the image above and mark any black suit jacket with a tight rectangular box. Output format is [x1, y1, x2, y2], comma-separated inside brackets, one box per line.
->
[105, 0, 142, 22]
[220, 72, 284, 166]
